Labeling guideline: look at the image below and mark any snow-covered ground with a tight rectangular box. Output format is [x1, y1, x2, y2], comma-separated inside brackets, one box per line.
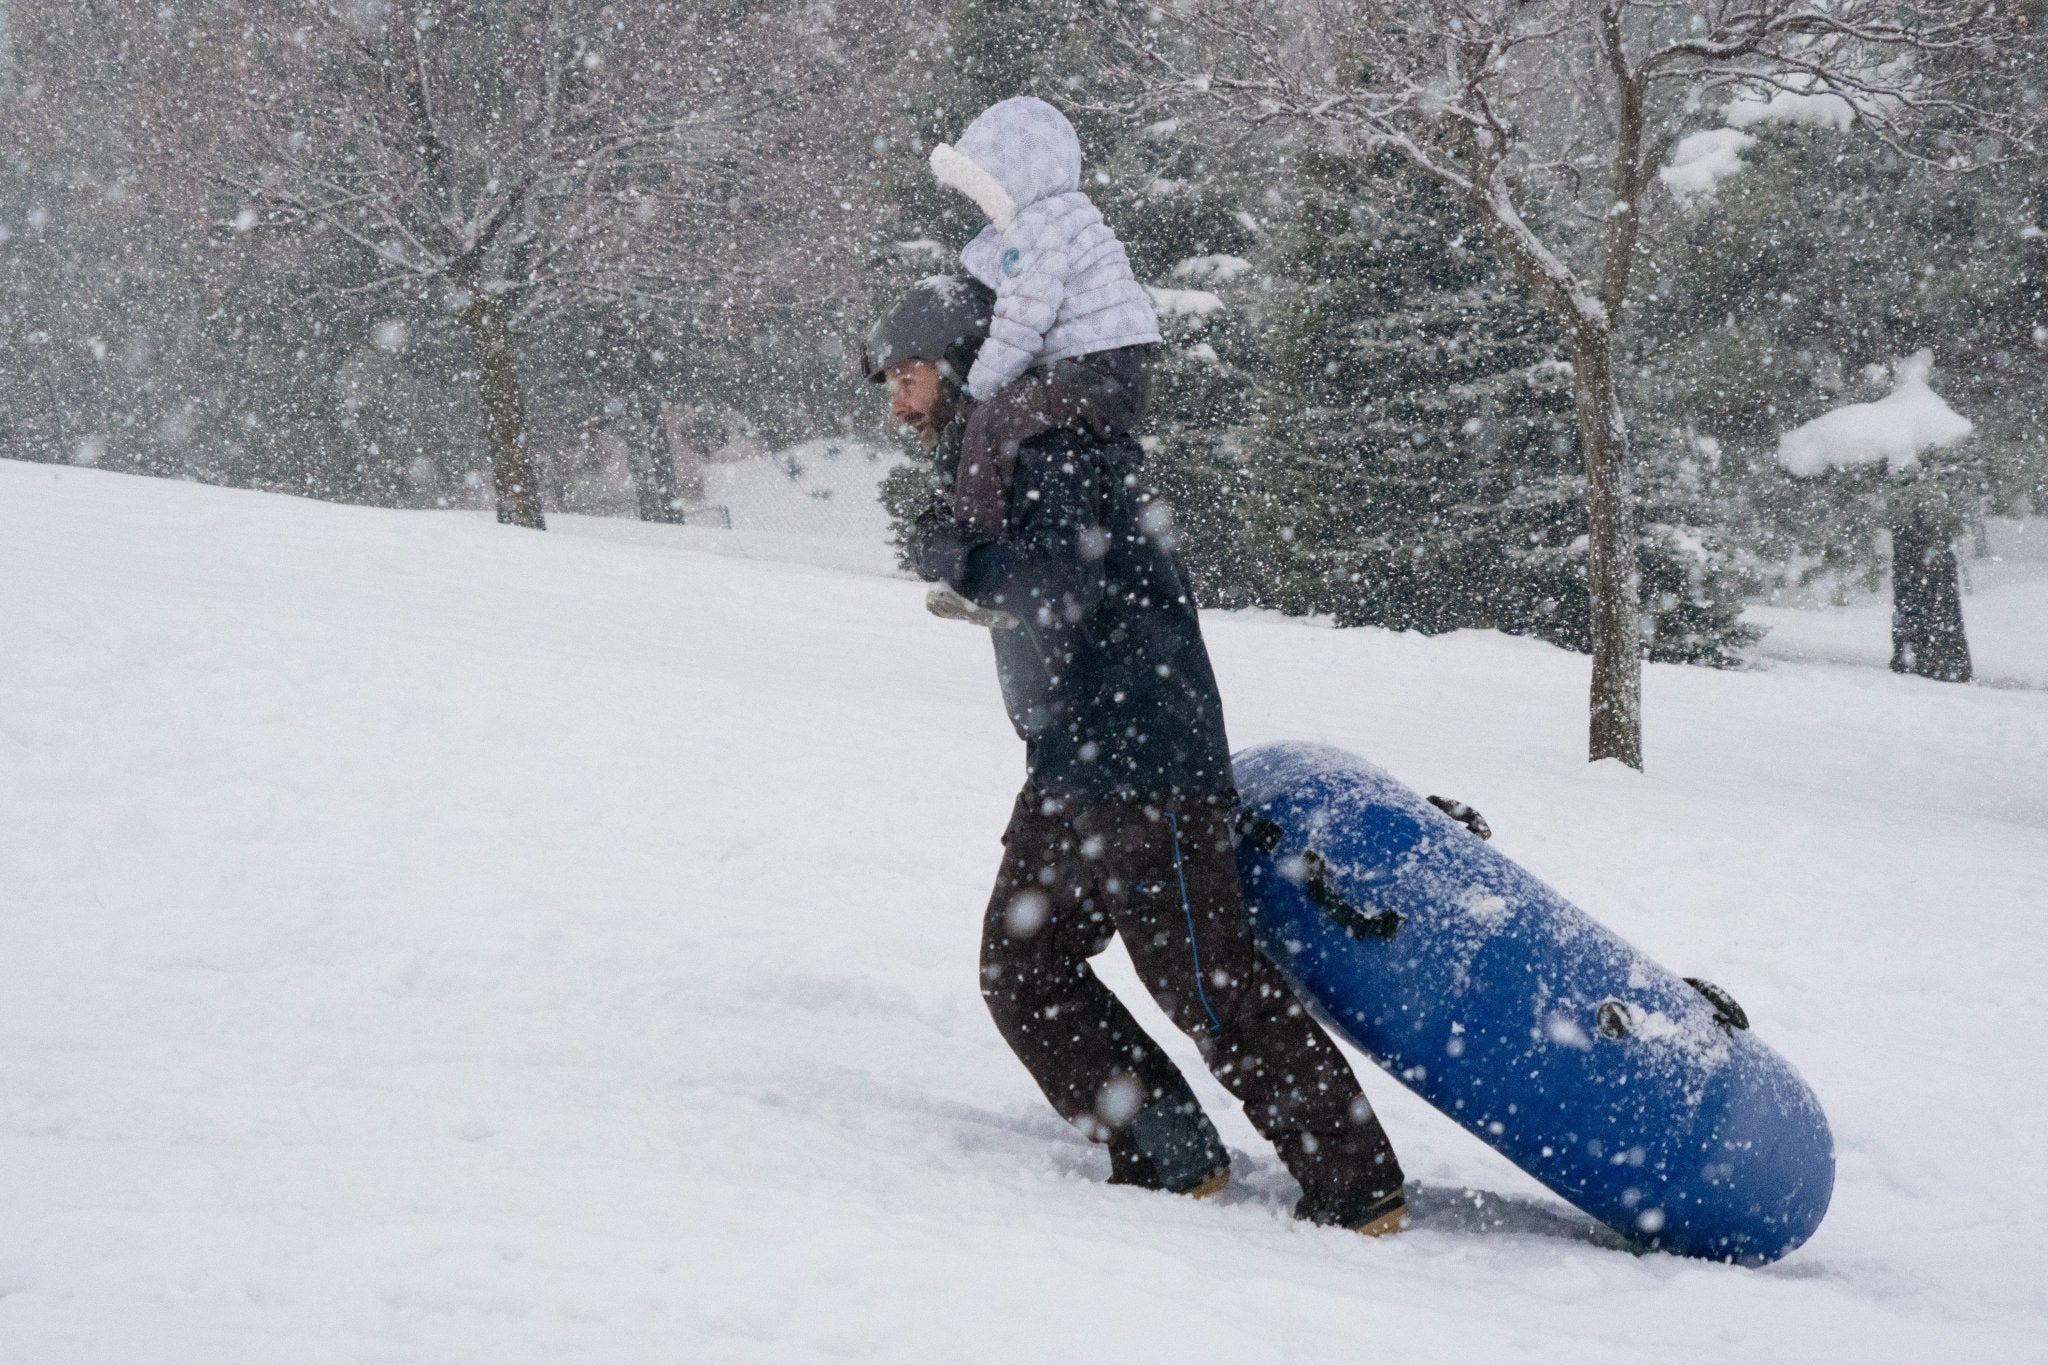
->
[2, 459, 2043, 1363]
[577, 439, 905, 577]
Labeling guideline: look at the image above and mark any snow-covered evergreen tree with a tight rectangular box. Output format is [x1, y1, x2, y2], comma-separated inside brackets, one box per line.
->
[1086, 120, 1270, 607]
[1634, 114, 2044, 602]
[1244, 151, 1754, 663]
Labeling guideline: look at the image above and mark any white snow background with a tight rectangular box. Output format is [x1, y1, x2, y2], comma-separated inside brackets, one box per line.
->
[2, 457, 2044, 1362]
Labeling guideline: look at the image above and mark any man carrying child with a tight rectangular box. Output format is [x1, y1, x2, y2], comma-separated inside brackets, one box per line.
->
[862, 97, 1408, 1235]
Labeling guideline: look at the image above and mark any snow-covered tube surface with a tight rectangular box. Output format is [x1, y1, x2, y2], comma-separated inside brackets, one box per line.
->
[1233, 742, 1833, 1263]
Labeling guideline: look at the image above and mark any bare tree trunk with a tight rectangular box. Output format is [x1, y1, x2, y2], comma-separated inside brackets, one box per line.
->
[1568, 325, 1644, 768]
[457, 287, 545, 530]
[630, 387, 685, 524]
[1471, 176, 1647, 769]
[1889, 503, 1972, 683]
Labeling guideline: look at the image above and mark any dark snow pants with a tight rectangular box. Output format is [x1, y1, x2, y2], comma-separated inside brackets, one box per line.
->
[980, 787, 1405, 1221]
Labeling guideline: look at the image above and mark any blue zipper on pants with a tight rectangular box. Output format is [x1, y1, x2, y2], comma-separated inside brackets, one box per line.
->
[1167, 812, 1224, 1034]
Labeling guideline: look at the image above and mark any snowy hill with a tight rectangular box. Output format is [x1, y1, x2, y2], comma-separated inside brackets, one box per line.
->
[2, 459, 2043, 1362]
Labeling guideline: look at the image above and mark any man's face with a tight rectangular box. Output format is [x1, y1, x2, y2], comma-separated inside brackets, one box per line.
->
[885, 359, 949, 446]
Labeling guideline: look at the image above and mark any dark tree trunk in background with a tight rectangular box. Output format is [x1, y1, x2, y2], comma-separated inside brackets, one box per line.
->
[1889, 507, 1972, 683]
[630, 388, 685, 524]
[458, 287, 545, 530]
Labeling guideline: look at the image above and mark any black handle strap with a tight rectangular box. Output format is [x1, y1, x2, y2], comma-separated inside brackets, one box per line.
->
[1683, 977, 1750, 1032]
[1426, 794, 1492, 840]
[1234, 810, 1404, 941]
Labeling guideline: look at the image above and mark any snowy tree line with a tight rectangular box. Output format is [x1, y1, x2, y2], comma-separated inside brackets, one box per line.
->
[1, 1, 2041, 755]
[0, 0, 910, 524]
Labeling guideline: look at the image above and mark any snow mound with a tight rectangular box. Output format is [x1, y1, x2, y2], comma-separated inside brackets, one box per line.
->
[1775, 349, 1972, 476]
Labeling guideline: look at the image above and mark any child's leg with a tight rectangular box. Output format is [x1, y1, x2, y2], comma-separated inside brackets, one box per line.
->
[1063, 344, 1157, 437]
[953, 372, 1064, 535]
[952, 348, 1161, 536]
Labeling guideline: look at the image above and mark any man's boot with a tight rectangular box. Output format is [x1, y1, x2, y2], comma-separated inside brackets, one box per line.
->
[1281, 1127, 1407, 1235]
[1107, 1095, 1230, 1198]
[1294, 1185, 1409, 1236]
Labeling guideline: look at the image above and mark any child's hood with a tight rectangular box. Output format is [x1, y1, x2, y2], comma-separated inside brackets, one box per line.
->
[928, 97, 1081, 230]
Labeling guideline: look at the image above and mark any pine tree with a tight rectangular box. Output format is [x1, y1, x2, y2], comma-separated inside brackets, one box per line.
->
[1243, 150, 1754, 663]
[1086, 120, 1269, 606]
[1244, 149, 1578, 639]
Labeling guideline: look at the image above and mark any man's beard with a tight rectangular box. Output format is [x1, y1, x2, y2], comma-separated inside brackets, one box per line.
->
[908, 392, 962, 447]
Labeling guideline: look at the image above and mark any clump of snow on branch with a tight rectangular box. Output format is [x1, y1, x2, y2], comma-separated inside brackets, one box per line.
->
[1725, 86, 1858, 133]
[1171, 254, 1252, 284]
[1144, 285, 1226, 320]
[1775, 350, 1972, 478]
[1662, 72, 1885, 204]
[1662, 79, 1865, 204]
[1659, 129, 1759, 205]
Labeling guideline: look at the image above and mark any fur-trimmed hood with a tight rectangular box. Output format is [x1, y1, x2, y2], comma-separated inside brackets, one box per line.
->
[929, 97, 1082, 229]
[925, 96, 1158, 398]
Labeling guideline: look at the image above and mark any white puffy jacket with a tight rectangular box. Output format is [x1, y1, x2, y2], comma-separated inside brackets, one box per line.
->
[929, 97, 1161, 399]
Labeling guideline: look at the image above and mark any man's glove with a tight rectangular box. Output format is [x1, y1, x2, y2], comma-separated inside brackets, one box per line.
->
[925, 585, 1019, 631]
[906, 504, 989, 587]
[1426, 795, 1492, 840]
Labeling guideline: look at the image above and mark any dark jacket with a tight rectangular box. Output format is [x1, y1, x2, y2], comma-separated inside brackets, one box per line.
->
[952, 344, 1156, 536]
[910, 424, 1233, 802]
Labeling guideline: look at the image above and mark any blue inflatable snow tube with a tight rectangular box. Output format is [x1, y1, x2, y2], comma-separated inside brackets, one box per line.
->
[1233, 742, 1833, 1263]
